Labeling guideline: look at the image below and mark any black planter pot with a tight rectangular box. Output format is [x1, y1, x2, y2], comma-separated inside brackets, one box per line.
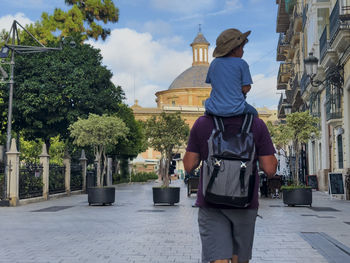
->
[153, 187, 180, 205]
[88, 187, 115, 206]
[282, 188, 312, 207]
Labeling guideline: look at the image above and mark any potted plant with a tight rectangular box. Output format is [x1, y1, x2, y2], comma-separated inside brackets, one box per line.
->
[69, 113, 128, 205]
[145, 112, 189, 205]
[267, 111, 319, 206]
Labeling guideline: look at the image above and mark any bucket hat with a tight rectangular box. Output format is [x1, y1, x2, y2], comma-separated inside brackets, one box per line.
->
[213, 28, 251, 57]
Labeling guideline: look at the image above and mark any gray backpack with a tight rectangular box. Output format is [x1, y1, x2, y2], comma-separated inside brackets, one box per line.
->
[202, 114, 256, 208]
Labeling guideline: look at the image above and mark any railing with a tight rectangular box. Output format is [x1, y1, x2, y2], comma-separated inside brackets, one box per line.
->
[19, 164, 43, 199]
[340, 0, 350, 18]
[330, 0, 341, 43]
[310, 92, 321, 119]
[326, 83, 342, 120]
[300, 72, 310, 95]
[291, 73, 300, 100]
[278, 93, 284, 114]
[49, 164, 65, 194]
[0, 163, 5, 200]
[320, 26, 328, 62]
[70, 164, 83, 191]
[302, 4, 308, 30]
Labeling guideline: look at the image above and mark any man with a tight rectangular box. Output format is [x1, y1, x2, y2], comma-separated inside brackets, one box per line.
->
[183, 114, 277, 263]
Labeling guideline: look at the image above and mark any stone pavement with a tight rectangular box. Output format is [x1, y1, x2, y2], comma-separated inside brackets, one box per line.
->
[0, 180, 350, 263]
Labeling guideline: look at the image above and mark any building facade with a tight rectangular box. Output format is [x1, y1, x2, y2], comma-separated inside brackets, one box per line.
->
[276, 0, 350, 198]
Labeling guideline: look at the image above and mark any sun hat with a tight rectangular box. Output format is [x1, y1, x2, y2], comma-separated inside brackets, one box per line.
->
[213, 28, 251, 58]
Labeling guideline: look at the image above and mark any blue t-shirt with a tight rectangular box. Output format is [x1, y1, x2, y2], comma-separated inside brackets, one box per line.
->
[205, 57, 253, 116]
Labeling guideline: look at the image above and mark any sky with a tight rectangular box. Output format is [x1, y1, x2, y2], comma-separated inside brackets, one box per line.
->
[0, 0, 280, 109]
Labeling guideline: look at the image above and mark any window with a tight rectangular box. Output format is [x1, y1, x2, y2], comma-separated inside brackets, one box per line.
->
[337, 134, 344, 169]
[172, 100, 175, 106]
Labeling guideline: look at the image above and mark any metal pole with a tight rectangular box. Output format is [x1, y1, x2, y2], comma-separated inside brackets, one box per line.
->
[3, 25, 15, 202]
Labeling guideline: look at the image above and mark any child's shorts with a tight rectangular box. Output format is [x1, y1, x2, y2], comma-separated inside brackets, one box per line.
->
[198, 207, 258, 263]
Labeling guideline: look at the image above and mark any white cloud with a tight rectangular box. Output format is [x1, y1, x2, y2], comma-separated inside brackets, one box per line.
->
[89, 28, 192, 107]
[150, 0, 215, 14]
[142, 20, 172, 37]
[0, 13, 33, 32]
[247, 74, 278, 109]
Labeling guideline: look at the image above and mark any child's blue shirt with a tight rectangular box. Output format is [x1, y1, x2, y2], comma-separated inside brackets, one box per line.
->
[205, 57, 253, 116]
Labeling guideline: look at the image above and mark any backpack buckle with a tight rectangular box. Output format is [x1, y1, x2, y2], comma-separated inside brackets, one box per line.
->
[213, 158, 222, 167]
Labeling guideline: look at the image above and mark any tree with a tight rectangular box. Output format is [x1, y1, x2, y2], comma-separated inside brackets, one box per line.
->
[26, 0, 119, 44]
[8, 42, 124, 148]
[69, 114, 128, 187]
[269, 112, 319, 185]
[144, 112, 189, 187]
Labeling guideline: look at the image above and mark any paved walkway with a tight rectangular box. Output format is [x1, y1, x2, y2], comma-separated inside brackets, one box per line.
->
[0, 180, 350, 263]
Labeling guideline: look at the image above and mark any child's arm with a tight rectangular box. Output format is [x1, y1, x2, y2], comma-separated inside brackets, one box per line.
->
[242, 85, 251, 98]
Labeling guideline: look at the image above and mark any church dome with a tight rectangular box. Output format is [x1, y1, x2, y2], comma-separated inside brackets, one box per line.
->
[168, 29, 211, 90]
[168, 65, 210, 90]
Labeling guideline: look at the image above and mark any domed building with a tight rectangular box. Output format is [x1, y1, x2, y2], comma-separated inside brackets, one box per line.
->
[131, 30, 278, 175]
[132, 30, 211, 128]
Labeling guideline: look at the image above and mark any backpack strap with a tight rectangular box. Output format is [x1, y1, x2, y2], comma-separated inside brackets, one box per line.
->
[241, 114, 254, 134]
[213, 116, 224, 132]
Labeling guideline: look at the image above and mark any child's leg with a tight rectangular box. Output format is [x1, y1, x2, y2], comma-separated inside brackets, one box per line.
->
[243, 102, 258, 116]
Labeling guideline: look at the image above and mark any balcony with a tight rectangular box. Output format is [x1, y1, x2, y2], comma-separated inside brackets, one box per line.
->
[277, 93, 292, 119]
[292, 2, 303, 33]
[277, 0, 291, 33]
[329, 0, 350, 51]
[302, 4, 308, 31]
[309, 92, 321, 118]
[319, 26, 329, 62]
[326, 83, 342, 121]
[291, 73, 303, 110]
[300, 72, 310, 96]
[277, 33, 290, 61]
[277, 63, 292, 90]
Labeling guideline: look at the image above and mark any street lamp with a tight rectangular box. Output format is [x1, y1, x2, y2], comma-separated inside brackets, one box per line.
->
[304, 52, 344, 89]
[0, 20, 61, 206]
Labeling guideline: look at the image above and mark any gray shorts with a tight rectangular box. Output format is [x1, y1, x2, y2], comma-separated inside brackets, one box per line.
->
[198, 207, 258, 263]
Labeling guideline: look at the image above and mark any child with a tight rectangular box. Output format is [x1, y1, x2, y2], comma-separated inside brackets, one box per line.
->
[205, 28, 258, 117]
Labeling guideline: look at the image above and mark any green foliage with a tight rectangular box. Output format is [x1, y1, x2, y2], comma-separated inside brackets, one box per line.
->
[269, 112, 319, 185]
[25, 0, 119, 43]
[145, 112, 189, 155]
[19, 136, 66, 165]
[69, 114, 128, 148]
[19, 171, 43, 199]
[119, 158, 130, 179]
[19, 138, 42, 164]
[69, 113, 128, 187]
[49, 165, 65, 193]
[131, 172, 158, 182]
[266, 121, 292, 150]
[9, 43, 124, 143]
[145, 112, 189, 187]
[111, 104, 148, 159]
[285, 111, 319, 144]
[112, 171, 158, 184]
[281, 184, 311, 190]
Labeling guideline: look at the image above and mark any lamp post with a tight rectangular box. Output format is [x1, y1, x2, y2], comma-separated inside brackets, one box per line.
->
[0, 20, 61, 206]
[304, 52, 344, 89]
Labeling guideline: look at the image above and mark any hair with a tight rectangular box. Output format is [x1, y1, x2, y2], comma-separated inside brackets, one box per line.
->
[225, 38, 249, 57]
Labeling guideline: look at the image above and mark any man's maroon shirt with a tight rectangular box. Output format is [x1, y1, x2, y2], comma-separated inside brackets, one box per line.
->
[186, 114, 276, 209]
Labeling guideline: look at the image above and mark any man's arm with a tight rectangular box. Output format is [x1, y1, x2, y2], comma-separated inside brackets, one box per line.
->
[258, 155, 277, 178]
[183, 152, 200, 173]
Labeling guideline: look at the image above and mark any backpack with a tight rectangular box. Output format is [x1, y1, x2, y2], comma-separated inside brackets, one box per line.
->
[202, 114, 256, 208]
